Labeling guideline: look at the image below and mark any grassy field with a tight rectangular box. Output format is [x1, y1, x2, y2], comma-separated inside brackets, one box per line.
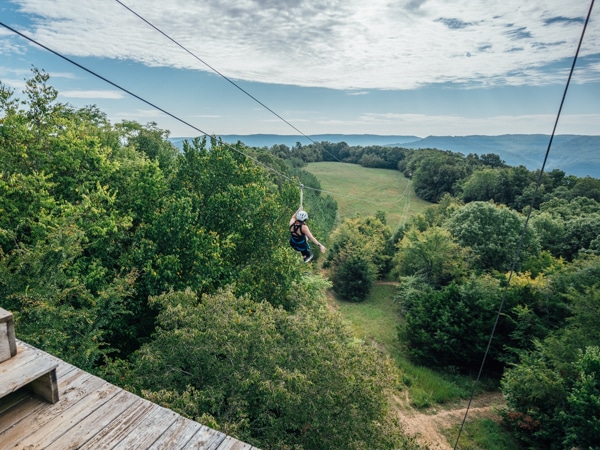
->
[328, 283, 473, 407]
[308, 163, 471, 400]
[305, 162, 431, 230]
[311, 162, 511, 448]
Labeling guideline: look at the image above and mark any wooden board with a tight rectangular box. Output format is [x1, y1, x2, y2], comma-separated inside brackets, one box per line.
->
[0, 308, 16, 360]
[0, 341, 260, 449]
[42, 390, 141, 450]
[0, 323, 11, 363]
[0, 349, 58, 402]
[148, 417, 206, 450]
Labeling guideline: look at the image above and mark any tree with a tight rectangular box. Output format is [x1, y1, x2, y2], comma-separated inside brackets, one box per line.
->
[532, 197, 600, 259]
[393, 226, 470, 287]
[501, 344, 567, 448]
[110, 287, 413, 450]
[0, 201, 135, 370]
[116, 120, 180, 177]
[500, 259, 600, 448]
[460, 168, 501, 203]
[326, 215, 392, 301]
[401, 277, 504, 371]
[570, 176, 600, 202]
[446, 201, 540, 272]
[562, 346, 600, 449]
[411, 151, 468, 202]
[560, 213, 600, 260]
[330, 250, 376, 302]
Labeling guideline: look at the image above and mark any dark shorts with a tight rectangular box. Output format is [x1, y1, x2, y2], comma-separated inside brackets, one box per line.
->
[290, 236, 310, 253]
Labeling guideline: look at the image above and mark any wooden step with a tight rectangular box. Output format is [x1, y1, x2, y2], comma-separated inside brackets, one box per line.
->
[0, 343, 59, 403]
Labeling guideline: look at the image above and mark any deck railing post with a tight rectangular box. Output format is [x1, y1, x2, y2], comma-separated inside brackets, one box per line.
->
[0, 307, 17, 363]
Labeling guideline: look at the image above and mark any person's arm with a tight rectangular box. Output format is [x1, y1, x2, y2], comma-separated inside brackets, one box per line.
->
[290, 208, 300, 226]
[303, 225, 326, 253]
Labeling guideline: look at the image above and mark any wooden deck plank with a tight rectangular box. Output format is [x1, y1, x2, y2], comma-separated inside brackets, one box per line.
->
[0, 341, 260, 450]
[0, 345, 38, 375]
[0, 390, 32, 416]
[110, 405, 180, 449]
[16, 340, 76, 380]
[0, 371, 91, 439]
[0, 369, 95, 434]
[0, 342, 60, 403]
[10, 384, 120, 449]
[43, 390, 142, 450]
[0, 355, 58, 400]
[147, 416, 205, 450]
[0, 371, 105, 443]
[181, 426, 227, 450]
[0, 392, 42, 435]
[77, 399, 157, 449]
[214, 436, 257, 450]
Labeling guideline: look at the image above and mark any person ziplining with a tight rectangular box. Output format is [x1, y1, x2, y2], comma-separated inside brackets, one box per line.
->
[289, 185, 326, 263]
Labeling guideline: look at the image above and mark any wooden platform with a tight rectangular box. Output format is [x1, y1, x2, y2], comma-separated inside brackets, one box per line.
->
[0, 341, 259, 449]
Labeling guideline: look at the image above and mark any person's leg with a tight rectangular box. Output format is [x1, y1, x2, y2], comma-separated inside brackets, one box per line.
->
[301, 242, 313, 261]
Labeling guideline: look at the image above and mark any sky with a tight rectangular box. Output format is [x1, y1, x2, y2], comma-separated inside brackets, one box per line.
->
[0, 0, 599, 139]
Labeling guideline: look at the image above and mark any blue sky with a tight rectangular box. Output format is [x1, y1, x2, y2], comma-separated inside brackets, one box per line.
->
[0, 0, 599, 139]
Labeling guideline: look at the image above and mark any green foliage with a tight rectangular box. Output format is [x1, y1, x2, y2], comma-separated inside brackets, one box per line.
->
[400, 270, 564, 373]
[446, 201, 540, 272]
[0, 205, 135, 370]
[461, 168, 503, 203]
[570, 176, 600, 201]
[407, 150, 468, 202]
[330, 251, 376, 302]
[444, 418, 520, 450]
[561, 346, 600, 448]
[401, 278, 503, 371]
[393, 226, 470, 287]
[116, 120, 180, 176]
[326, 215, 392, 301]
[501, 258, 600, 448]
[115, 287, 411, 450]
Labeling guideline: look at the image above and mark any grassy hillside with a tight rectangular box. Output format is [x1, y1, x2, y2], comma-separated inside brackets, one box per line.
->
[310, 162, 510, 448]
[305, 162, 432, 230]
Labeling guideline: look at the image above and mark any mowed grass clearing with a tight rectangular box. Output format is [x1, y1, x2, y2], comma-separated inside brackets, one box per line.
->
[310, 162, 474, 405]
[305, 162, 431, 229]
[311, 162, 507, 447]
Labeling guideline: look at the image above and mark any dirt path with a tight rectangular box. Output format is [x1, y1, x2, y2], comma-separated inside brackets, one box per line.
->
[394, 391, 505, 449]
[324, 281, 504, 448]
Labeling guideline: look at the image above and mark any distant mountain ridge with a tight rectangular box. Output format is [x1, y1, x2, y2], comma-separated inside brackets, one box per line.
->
[169, 134, 600, 178]
[169, 134, 420, 149]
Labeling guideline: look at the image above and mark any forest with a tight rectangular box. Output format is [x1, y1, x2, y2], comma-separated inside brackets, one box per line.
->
[1, 69, 599, 449]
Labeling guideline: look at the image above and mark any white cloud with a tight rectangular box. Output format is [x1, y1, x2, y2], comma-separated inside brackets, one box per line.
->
[7, 0, 600, 90]
[116, 108, 165, 119]
[60, 90, 123, 99]
[355, 112, 600, 136]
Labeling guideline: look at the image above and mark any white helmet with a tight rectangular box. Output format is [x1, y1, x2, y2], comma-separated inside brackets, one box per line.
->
[297, 210, 308, 222]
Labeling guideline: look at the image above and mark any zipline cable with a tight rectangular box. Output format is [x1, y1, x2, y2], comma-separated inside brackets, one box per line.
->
[114, 0, 317, 147]
[0, 20, 296, 185]
[453, 1, 595, 448]
[114, 0, 359, 167]
[0, 20, 402, 211]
